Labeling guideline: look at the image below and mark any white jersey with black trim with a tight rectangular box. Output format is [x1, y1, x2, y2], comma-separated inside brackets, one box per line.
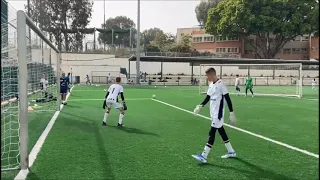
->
[312, 80, 316, 85]
[206, 79, 229, 121]
[235, 78, 240, 86]
[40, 78, 48, 90]
[106, 84, 124, 102]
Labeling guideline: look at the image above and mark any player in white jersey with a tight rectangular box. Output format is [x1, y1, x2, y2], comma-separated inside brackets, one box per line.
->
[40, 73, 48, 92]
[235, 75, 240, 95]
[192, 67, 237, 163]
[102, 77, 127, 127]
[312, 78, 317, 89]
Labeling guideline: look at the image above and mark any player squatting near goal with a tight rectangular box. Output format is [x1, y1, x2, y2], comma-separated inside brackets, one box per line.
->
[192, 67, 236, 163]
[102, 77, 128, 127]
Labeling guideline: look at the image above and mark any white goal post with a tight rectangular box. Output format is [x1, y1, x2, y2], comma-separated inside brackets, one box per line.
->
[199, 63, 303, 98]
[1, 10, 61, 171]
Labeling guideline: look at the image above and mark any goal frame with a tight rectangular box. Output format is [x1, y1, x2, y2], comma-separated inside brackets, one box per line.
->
[199, 63, 303, 98]
[17, 10, 61, 170]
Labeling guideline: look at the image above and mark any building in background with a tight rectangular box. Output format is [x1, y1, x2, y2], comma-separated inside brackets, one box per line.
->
[176, 27, 319, 60]
[310, 36, 319, 60]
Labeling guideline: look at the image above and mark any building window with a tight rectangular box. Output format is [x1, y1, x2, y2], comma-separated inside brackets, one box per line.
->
[216, 36, 227, 41]
[300, 48, 307, 53]
[204, 36, 214, 42]
[283, 48, 291, 54]
[216, 48, 226, 53]
[312, 47, 316, 51]
[227, 36, 239, 41]
[193, 37, 202, 43]
[228, 47, 238, 53]
[292, 48, 300, 54]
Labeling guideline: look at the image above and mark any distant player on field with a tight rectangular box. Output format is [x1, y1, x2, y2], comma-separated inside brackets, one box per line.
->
[192, 67, 237, 163]
[60, 73, 68, 105]
[85, 74, 91, 85]
[40, 73, 48, 93]
[245, 75, 254, 97]
[312, 78, 317, 89]
[235, 75, 240, 96]
[102, 77, 127, 127]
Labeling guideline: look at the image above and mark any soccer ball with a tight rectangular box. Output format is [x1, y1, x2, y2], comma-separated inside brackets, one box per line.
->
[104, 89, 107, 92]
[152, 94, 156, 99]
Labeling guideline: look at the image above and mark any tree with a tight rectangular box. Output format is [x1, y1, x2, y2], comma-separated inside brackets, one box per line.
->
[98, 16, 136, 48]
[206, 0, 319, 59]
[142, 28, 165, 45]
[26, 0, 93, 52]
[169, 35, 192, 53]
[195, 0, 221, 26]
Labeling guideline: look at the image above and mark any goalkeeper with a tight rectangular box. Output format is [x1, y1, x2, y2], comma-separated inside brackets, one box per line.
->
[245, 75, 254, 97]
[192, 67, 236, 164]
[102, 77, 127, 127]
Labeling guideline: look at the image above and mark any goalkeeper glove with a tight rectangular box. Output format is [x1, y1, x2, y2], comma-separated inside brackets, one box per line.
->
[193, 105, 202, 116]
[102, 100, 106, 109]
[229, 112, 236, 126]
[123, 102, 127, 110]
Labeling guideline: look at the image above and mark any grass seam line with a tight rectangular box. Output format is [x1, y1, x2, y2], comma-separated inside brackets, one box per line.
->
[14, 86, 74, 180]
[151, 98, 319, 159]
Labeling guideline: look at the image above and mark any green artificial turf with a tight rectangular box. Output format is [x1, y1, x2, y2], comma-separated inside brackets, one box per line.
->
[2, 85, 319, 180]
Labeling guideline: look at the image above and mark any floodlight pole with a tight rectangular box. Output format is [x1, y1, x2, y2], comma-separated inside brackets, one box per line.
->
[103, 0, 106, 52]
[136, 0, 141, 84]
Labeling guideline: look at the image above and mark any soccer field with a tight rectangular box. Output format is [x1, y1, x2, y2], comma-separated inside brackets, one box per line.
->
[3, 85, 319, 180]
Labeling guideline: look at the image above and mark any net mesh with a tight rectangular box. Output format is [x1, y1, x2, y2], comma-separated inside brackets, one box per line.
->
[1, 3, 20, 171]
[26, 26, 59, 112]
[199, 64, 303, 98]
[1, 7, 59, 171]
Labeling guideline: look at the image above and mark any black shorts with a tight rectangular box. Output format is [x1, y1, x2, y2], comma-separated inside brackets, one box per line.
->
[60, 88, 67, 94]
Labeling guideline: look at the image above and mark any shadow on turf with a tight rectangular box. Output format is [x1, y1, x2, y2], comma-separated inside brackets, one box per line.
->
[198, 157, 297, 180]
[92, 123, 116, 180]
[108, 125, 159, 137]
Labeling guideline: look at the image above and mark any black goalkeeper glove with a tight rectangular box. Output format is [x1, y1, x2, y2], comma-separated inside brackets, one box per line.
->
[123, 102, 127, 110]
[103, 100, 106, 109]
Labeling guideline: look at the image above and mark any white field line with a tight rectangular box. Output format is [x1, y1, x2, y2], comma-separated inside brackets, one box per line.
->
[67, 98, 150, 101]
[151, 98, 319, 159]
[14, 87, 74, 180]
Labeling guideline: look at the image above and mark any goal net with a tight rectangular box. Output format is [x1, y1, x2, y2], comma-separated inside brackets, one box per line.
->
[1, 10, 60, 171]
[199, 64, 303, 98]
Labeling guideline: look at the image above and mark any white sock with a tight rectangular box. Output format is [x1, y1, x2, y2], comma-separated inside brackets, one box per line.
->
[103, 112, 109, 123]
[201, 145, 211, 159]
[118, 113, 124, 124]
[225, 142, 235, 152]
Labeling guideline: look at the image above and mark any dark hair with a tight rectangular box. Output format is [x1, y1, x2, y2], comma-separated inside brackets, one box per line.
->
[116, 77, 121, 82]
[236, 74, 239, 77]
[205, 67, 216, 74]
[68, 73, 70, 76]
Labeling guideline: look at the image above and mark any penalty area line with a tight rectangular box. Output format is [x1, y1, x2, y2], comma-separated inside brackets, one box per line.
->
[14, 87, 75, 180]
[151, 98, 319, 159]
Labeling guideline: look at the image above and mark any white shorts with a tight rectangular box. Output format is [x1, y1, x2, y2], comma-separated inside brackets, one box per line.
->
[211, 117, 224, 128]
[106, 100, 123, 109]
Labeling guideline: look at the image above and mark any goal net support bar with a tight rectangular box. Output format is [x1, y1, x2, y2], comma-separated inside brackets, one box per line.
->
[16, 10, 61, 170]
[199, 63, 303, 98]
